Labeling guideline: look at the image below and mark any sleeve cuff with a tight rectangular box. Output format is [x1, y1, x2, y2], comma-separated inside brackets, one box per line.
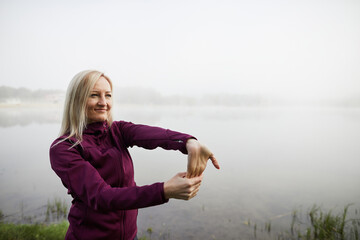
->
[161, 182, 169, 203]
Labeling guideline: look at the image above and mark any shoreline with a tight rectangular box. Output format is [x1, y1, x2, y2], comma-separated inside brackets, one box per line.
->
[0, 103, 63, 109]
[1, 102, 360, 109]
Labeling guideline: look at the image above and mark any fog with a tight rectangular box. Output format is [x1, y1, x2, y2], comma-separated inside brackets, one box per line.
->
[1, 2, 360, 236]
[1, 105, 360, 238]
[1, 0, 359, 101]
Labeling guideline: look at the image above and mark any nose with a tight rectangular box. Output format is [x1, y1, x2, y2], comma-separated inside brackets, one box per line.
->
[97, 95, 106, 106]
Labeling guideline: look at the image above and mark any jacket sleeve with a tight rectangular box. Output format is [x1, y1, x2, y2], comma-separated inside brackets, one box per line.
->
[114, 121, 195, 153]
[49, 140, 168, 211]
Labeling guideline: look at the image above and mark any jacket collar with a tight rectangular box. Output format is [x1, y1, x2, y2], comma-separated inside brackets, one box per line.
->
[84, 121, 109, 135]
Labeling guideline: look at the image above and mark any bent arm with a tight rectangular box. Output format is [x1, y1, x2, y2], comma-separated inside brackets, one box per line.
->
[49, 140, 168, 211]
[114, 121, 219, 177]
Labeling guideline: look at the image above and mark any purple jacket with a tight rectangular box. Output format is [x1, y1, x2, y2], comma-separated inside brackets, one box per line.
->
[49, 121, 193, 240]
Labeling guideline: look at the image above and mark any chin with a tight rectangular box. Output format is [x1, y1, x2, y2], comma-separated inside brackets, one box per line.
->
[97, 117, 107, 122]
[88, 115, 108, 123]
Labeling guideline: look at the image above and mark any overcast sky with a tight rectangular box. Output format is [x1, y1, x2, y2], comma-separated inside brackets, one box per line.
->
[0, 0, 359, 99]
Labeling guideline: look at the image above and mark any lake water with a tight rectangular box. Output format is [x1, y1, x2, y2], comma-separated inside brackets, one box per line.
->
[0, 105, 359, 239]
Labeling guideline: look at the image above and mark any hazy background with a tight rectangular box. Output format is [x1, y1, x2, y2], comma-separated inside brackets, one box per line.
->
[1, 0, 359, 101]
[1, 1, 360, 239]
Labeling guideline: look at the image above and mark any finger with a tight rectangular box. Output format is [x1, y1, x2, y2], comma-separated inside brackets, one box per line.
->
[193, 184, 201, 194]
[185, 177, 202, 200]
[188, 182, 201, 193]
[191, 181, 202, 191]
[186, 161, 196, 178]
[186, 171, 194, 178]
[187, 162, 198, 178]
[210, 155, 220, 169]
[177, 172, 187, 178]
[191, 174, 203, 185]
[189, 187, 201, 199]
[184, 189, 196, 200]
[186, 165, 195, 178]
[192, 183, 202, 193]
[193, 164, 202, 177]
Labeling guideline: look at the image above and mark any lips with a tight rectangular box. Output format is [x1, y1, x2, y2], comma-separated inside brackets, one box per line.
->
[95, 109, 107, 112]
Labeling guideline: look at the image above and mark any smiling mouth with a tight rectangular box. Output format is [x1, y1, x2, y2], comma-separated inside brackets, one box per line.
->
[95, 109, 107, 112]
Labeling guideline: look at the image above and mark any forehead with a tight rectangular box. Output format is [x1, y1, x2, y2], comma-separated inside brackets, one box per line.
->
[92, 77, 111, 91]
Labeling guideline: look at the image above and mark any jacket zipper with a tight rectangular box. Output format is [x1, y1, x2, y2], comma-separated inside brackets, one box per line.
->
[121, 210, 126, 240]
[119, 150, 126, 239]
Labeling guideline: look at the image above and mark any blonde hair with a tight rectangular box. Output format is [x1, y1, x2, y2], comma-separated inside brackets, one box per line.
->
[57, 70, 113, 147]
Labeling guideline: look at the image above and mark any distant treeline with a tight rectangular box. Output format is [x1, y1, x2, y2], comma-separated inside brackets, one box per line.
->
[0, 86, 64, 103]
[115, 87, 266, 106]
[1, 85, 359, 107]
[0, 85, 266, 106]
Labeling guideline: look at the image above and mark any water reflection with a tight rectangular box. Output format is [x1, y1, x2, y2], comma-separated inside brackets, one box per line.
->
[0, 105, 359, 239]
[0, 107, 61, 127]
[2, 104, 360, 127]
[0, 105, 166, 127]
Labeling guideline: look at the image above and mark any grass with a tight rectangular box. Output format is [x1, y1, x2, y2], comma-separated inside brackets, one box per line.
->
[0, 198, 69, 240]
[249, 204, 360, 240]
[0, 221, 68, 240]
[45, 198, 68, 223]
[298, 204, 359, 240]
[1, 201, 359, 240]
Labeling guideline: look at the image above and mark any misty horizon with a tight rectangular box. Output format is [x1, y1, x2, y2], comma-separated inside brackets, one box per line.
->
[1, 84, 360, 108]
[1, 1, 359, 101]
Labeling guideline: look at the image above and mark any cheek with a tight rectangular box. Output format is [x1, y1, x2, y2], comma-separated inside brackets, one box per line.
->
[86, 101, 95, 114]
[86, 99, 96, 108]
[85, 107, 92, 117]
[107, 100, 113, 109]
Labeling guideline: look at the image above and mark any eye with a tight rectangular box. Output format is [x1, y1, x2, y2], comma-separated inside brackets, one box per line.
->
[106, 94, 112, 98]
[90, 93, 98, 97]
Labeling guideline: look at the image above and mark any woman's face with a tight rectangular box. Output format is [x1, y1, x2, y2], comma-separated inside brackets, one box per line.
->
[86, 76, 112, 123]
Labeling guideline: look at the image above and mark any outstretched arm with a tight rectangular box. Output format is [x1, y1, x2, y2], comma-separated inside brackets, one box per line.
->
[186, 139, 220, 178]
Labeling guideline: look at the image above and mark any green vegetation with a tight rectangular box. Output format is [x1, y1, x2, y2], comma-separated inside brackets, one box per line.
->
[0, 221, 68, 240]
[0, 201, 359, 240]
[45, 198, 68, 223]
[293, 204, 360, 240]
[249, 204, 360, 240]
[0, 209, 4, 223]
[0, 198, 69, 240]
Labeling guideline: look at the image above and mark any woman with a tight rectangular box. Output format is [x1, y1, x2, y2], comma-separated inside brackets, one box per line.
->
[49, 70, 220, 240]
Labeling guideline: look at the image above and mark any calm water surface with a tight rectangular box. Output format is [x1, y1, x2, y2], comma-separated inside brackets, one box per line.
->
[0, 105, 359, 239]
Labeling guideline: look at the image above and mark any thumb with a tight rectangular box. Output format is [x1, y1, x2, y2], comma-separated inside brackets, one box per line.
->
[210, 155, 220, 169]
[191, 174, 203, 185]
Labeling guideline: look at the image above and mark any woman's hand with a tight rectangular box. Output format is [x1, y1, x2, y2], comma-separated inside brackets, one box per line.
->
[186, 139, 220, 178]
[164, 172, 203, 200]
